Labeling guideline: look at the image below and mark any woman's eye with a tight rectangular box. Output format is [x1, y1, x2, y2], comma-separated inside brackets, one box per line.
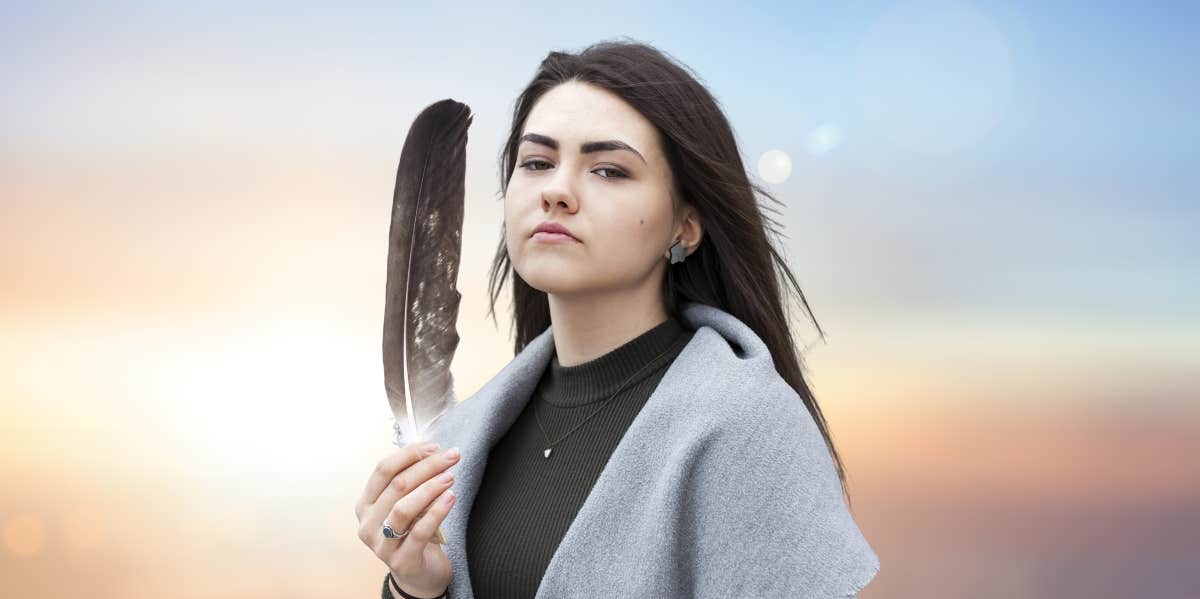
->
[594, 167, 628, 179]
[520, 159, 552, 171]
[518, 160, 627, 180]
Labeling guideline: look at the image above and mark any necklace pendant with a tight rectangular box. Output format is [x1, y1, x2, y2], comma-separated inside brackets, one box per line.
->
[543, 447, 552, 458]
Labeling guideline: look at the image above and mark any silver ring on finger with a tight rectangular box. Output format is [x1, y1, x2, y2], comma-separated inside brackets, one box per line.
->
[381, 521, 411, 540]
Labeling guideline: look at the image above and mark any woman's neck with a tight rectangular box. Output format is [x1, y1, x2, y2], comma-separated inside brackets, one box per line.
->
[547, 287, 669, 367]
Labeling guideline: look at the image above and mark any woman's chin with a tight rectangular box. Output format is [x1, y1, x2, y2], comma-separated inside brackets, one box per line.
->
[520, 267, 591, 295]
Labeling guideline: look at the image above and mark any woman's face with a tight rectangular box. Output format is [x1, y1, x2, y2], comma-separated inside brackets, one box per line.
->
[504, 81, 692, 297]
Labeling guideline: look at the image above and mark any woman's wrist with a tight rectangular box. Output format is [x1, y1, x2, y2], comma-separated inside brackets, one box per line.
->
[386, 571, 448, 599]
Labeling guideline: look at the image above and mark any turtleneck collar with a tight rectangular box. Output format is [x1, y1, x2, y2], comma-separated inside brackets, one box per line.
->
[538, 316, 689, 407]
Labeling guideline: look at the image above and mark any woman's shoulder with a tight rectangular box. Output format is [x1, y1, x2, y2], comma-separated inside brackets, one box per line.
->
[672, 320, 800, 426]
[672, 317, 843, 493]
[672, 326, 881, 597]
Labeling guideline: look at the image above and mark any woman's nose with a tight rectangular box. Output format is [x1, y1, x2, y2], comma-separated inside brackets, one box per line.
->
[541, 188, 577, 212]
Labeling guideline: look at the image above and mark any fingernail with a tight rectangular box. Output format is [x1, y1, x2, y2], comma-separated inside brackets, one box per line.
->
[437, 472, 453, 484]
[443, 447, 460, 461]
[421, 441, 439, 454]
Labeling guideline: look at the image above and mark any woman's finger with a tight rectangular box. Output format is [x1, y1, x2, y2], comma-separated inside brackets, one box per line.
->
[362, 446, 461, 540]
[356, 442, 437, 520]
[392, 486, 457, 570]
[364, 448, 458, 537]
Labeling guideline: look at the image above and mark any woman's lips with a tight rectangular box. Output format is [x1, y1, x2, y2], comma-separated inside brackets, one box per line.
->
[531, 231, 580, 243]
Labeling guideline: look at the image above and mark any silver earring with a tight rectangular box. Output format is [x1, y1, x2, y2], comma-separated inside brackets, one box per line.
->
[669, 240, 687, 264]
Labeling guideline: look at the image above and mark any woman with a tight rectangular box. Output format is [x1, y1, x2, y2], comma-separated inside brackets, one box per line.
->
[356, 39, 881, 598]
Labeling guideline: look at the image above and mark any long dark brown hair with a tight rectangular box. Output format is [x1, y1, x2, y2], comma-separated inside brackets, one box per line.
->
[486, 38, 854, 506]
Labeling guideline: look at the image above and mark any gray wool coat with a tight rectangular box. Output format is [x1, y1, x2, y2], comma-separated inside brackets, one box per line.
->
[427, 301, 881, 598]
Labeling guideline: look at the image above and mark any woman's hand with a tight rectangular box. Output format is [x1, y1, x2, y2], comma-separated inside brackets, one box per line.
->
[357, 441, 460, 598]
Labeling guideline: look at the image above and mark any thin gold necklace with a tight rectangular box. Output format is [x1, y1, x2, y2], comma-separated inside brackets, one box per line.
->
[533, 342, 678, 459]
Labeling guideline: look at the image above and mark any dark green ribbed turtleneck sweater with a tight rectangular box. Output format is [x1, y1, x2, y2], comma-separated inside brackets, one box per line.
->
[466, 316, 693, 598]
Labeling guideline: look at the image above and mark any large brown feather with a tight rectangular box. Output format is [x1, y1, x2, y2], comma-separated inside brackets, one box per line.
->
[382, 99, 472, 543]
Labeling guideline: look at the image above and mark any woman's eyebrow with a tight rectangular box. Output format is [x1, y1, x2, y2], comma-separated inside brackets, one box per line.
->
[518, 132, 646, 165]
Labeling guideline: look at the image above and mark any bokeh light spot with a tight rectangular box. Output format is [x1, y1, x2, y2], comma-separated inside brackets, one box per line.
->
[757, 149, 793, 184]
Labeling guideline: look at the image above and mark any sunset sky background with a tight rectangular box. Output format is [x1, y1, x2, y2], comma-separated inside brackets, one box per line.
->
[2, 1, 1197, 597]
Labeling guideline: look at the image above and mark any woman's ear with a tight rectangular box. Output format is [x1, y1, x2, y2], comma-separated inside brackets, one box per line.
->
[665, 203, 703, 260]
[676, 204, 703, 257]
